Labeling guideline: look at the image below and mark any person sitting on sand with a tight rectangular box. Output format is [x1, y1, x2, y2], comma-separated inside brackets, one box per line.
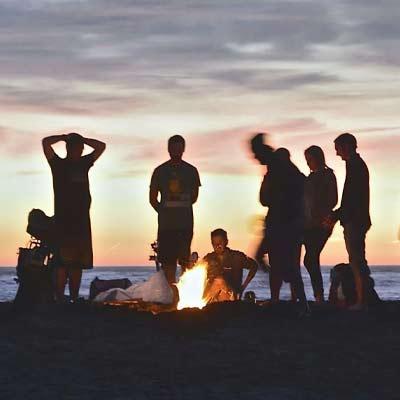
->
[203, 229, 258, 301]
[43, 132, 106, 303]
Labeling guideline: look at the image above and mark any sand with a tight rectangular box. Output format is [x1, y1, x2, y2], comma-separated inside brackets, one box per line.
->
[1, 301, 399, 400]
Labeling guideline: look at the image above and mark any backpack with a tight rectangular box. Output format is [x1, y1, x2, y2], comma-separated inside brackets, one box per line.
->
[14, 244, 54, 306]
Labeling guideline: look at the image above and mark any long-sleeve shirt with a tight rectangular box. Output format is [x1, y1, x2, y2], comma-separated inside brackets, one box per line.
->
[253, 144, 305, 227]
[336, 153, 371, 228]
[304, 168, 338, 229]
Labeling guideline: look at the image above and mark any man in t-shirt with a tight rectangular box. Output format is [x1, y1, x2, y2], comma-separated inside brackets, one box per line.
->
[203, 229, 258, 300]
[149, 135, 201, 284]
[42, 132, 106, 302]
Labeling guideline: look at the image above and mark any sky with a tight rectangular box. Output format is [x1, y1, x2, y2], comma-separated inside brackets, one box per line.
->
[0, 0, 399, 266]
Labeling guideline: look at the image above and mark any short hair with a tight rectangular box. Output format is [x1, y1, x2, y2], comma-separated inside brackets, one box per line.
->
[304, 145, 326, 167]
[274, 147, 290, 162]
[168, 135, 185, 148]
[334, 133, 357, 150]
[211, 228, 228, 241]
[66, 132, 84, 147]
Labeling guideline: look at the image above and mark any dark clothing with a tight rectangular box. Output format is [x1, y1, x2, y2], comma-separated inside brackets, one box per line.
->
[303, 168, 337, 298]
[203, 248, 257, 296]
[251, 139, 307, 304]
[261, 167, 305, 228]
[48, 154, 94, 269]
[267, 222, 303, 283]
[157, 229, 193, 268]
[343, 223, 370, 276]
[304, 168, 338, 229]
[336, 154, 371, 229]
[150, 160, 201, 231]
[303, 227, 331, 298]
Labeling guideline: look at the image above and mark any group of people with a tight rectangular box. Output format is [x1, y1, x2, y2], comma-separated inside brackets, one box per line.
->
[250, 133, 371, 313]
[43, 131, 372, 312]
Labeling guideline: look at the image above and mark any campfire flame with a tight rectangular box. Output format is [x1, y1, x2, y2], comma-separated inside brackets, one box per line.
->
[176, 263, 208, 310]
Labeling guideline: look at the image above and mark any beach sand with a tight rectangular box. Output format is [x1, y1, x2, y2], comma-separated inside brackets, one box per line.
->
[1, 301, 399, 399]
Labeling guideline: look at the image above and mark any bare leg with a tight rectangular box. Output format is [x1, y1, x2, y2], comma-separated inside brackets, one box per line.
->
[269, 270, 282, 303]
[290, 283, 297, 303]
[55, 267, 68, 303]
[68, 269, 82, 301]
[344, 224, 368, 309]
[162, 264, 177, 285]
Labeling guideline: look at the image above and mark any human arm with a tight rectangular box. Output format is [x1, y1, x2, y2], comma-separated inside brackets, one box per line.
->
[191, 186, 199, 204]
[149, 186, 160, 213]
[259, 173, 271, 207]
[149, 169, 161, 212]
[240, 256, 258, 296]
[42, 134, 67, 161]
[191, 167, 201, 204]
[327, 171, 338, 211]
[322, 172, 339, 230]
[83, 136, 106, 162]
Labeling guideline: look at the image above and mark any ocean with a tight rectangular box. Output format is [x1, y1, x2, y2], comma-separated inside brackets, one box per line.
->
[1, 265, 399, 302]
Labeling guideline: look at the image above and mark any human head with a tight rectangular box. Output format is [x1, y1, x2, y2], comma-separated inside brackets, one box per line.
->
[168, 135, 185, 161]
[304, 145, 326, 172]
[250, 133, 270, 165]
[274, 147, 291, 162]
[211, 228, 228, 255]
[66, 133, 84, 160]
[334, 133, 357, 161]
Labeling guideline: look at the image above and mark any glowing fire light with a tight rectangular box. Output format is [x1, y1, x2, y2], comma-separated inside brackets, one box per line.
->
[176, 263, 208, 310]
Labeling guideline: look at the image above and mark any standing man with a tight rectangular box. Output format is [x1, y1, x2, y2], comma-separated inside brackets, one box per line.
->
[149, 135, 201, 284]
[43, 132, 106, 302]
[250, 133, 309, 314]
[326, 133, 372, 310]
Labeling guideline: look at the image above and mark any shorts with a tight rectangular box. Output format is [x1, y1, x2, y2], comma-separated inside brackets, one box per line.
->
[157, 229, 193, 267]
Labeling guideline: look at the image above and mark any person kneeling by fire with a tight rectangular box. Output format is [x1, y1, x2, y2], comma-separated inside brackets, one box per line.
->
[202, 229, 258, 302]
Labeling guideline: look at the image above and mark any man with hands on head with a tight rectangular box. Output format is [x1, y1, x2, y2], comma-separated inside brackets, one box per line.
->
[42, 132, 106, 303]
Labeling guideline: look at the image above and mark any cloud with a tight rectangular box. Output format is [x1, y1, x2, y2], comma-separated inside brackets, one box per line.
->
[114, 118, 332, 176]
[1, 0, 399, 115]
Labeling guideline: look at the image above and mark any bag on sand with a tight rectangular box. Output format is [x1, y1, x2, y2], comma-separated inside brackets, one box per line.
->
[89, 277, 132, 300]
[93, 271, 173, 304]
[328, 263, 380, 307]
[14, 245, 53, 306]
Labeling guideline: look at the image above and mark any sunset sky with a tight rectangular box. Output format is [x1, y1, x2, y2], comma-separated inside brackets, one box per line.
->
[0, 0, 399, 266]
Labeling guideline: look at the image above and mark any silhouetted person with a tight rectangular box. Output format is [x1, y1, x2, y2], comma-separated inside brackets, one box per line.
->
[203, 228, 258, 300]
[42, 133, 106, 302]
[250, 133, 308, 314]
[149, 135, 201, 284]
[325, 133, 371, 311]
[303, 145, 338, 303]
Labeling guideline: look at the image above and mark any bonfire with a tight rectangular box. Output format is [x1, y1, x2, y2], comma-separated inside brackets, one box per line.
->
[175, 263, 208, 310]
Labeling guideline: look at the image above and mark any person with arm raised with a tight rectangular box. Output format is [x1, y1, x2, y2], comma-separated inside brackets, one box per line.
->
[42, 132, 106, 302]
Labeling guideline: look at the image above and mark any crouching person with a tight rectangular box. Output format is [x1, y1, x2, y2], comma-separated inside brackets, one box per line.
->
[203, 229, 258, 302]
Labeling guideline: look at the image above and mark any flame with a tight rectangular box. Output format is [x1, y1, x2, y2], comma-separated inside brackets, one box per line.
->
[176, 263, 208, 310]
